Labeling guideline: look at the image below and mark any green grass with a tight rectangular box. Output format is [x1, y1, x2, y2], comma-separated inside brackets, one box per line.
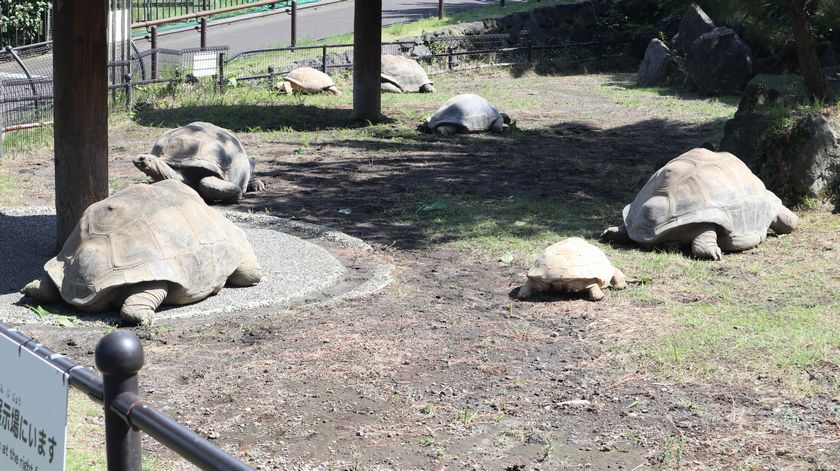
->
[598, 83, 739, 121]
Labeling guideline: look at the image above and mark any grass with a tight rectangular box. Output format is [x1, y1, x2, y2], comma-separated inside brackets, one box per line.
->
[597, 82, 739, 121]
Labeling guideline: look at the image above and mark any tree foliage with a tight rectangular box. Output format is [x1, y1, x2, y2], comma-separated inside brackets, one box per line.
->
[0, 0, 51, 46]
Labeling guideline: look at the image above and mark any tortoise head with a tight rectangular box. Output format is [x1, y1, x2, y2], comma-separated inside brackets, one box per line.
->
[501, 113, 512, 125]
[133, 154, 183, 182]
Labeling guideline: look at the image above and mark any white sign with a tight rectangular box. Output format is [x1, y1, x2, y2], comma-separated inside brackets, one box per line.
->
[191, 51, 219, 78]
[0, 332, 68, 471]
[108, 9, 130, 43]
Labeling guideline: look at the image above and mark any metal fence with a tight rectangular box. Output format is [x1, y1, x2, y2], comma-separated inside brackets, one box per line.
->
[1, 34, 631, 156]
[0, 323, 252, 470]
[132, 0, 293, 23]
[0, 6, 52, 48]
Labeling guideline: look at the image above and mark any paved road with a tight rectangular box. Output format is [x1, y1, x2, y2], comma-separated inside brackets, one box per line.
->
[138, 0, 497, 53]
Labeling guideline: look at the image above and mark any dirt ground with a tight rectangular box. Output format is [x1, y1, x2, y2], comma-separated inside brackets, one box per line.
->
[5, 72, 839, 470]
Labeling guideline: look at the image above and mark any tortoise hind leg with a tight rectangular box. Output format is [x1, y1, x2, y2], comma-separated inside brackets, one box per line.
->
[228, 254, 262, 287]
[197, 176, 243, 203]
[21, 275, 61, 303]
[689, 223, 722, 260]
[247, 159, 266, 193]
[120, 281, 168, 326]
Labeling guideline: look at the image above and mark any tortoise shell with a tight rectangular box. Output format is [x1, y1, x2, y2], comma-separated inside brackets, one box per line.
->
[284, 67, 337, 93]
[148, 122, 253, 194]
[527, 238, 617, 292]
[623, 148, 782, 246]
[381, 54, 433, 92]
[45, 180, 258, 309]
[426, 94, 504, 132]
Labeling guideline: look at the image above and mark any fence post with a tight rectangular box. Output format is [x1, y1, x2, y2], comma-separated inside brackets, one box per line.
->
[290, 0, 298, 47]
[438, 0, 444, 19]
[218, 52, 226, 92]
[321, 46, 327, 73]
[267, 65, 275, 84]
[124, 74, 132, 112]
[500, 0, 505, 6]
[95, 331, 144, 471]
[448, 46, 454, 70]
[199, 17, 208, 49]
[150, 26, 158, 79]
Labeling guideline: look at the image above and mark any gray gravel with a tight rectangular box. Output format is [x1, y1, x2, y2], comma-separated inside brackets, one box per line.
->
[0, 207, 390, 326]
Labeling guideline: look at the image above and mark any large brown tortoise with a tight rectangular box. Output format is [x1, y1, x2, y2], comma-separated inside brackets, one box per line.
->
[381, 54, 435, 93]
[21, 180, 262, 326]
[276, 67, 341, 95]
[601, 148, 798, 260]
[133, 122, 265, 204]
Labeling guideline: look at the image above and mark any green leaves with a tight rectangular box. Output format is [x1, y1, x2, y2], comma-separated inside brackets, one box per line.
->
[24, 304, 78, 326]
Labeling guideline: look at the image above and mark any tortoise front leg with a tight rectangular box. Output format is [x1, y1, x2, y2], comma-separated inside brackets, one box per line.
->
[586, 284, 605, 301]
[420, 83, 436, 93]
[689, 223, 722, 260]
[516, 281, 534, 300]
[610, 268, 627, 290]
[770, 205, 798, 234]
[197, 176, 243, 203]
[120, 281, 168, 326]
[247, 159, 266, 193]
[489, 116, 505, 133]
[436, 125, 460, 136]
[21, 275, 61, 303]
[228, 255, 262, 287]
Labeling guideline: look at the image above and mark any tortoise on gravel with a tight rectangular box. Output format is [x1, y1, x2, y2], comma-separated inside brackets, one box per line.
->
[381, 54, 435, 93]
[276, 67, 341, 95]
[419, 94, 511, 135]
[517, 237, 626, 301]
[20, 180, 262, 326]
[133, 121, 265, 204]
[601, 148, 798, 260]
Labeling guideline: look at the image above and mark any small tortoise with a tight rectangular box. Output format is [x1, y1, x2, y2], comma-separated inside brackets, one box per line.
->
[381, 54, 435, 93]
[601, 148, 798, 260]
[420, 94, 511, 135]
[133, 122, 265, 204]
[21, 180, 262, 326]
[518, 238, 626, 301]
[276, 67, 341, 95]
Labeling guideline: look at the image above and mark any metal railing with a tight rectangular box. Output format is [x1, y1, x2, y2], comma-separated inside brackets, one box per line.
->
[0, 322, 252, 470]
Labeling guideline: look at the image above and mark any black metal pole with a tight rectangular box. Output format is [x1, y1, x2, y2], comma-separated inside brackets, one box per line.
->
[500, 0, 505, 7]
[199, 17, 208, 49]
[218, 52, 226, 91]
[96, 331, 144, 471]
[290, 0, 297, 47]
[124, 74, 132, 111]
[321, 45, 327, 73]
[438, 0, 444, 19]
[150, 26, 158, 79]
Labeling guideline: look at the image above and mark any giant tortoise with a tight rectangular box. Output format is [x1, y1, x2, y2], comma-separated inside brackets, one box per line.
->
[419, 94, 511, 135]
[277, 67, 341, 95]
[133, 122, 265, 204]
[381, 54, 435, 93]
[21, 180, 262, 326]
[518, 238, 626, 301]
[601, 148, 798, 260]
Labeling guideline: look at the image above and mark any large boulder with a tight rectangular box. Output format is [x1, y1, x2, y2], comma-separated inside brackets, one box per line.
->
[637, 38, 672, 87]
[719, 83, 780, 171]
[687, 27, 753, 95]
[761, 113, 840, 203]
[675, 4, 715, 53]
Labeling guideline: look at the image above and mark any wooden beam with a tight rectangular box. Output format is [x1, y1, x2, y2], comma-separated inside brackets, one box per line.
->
[352, 0, 382, 122]
[53, 0, 109, 248]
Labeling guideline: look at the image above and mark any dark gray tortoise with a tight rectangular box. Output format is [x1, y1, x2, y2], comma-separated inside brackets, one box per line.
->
[420, 94, 511, 136]
[601, 148, 798, 260]
[133, 121, 265, 204]
[381, 54, 435, 93]
[21, 180, 262, 326]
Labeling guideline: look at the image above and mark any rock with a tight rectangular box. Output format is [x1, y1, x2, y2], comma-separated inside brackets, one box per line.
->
[719, 83, 781, 171]
[687, 27, 753, 95]
[761, 113, 840, 203]
[409, 44, 432, 59]
[458, 21, 486, 35]
[637, 38, 672, 87]
[676, 4, 715, 53]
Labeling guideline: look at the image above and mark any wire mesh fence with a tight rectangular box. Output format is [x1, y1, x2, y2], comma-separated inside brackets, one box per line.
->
[1, 34, 631, 157]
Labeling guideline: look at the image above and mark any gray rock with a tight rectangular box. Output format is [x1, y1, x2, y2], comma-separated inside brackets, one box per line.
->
[719, 83, 781, 171]
[409, 44, 432, 59]
[762, 113, 840, 202]
[687, 27, 753, 95]
[637, 38, 672, 87]
[458, 21, 486, 35]
[676, 4, 715, 53]
[820, 41, 839, 67]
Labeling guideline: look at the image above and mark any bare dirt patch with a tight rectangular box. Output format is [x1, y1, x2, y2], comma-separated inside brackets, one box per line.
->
[5, 72, 838, 470]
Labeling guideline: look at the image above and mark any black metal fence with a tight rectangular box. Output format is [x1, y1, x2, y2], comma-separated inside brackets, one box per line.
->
[0, 6, 52, 48]
[0, 323, 252, 470]
[132, 0, 292, 23]
[1, 34, 631, 156]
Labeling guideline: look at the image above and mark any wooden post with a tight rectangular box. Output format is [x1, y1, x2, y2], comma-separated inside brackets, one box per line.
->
[199, 17, 207, 49]
[53, 0, 109, 249]
[352, 0, 382, 122]
[438, 0, 444, 19]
